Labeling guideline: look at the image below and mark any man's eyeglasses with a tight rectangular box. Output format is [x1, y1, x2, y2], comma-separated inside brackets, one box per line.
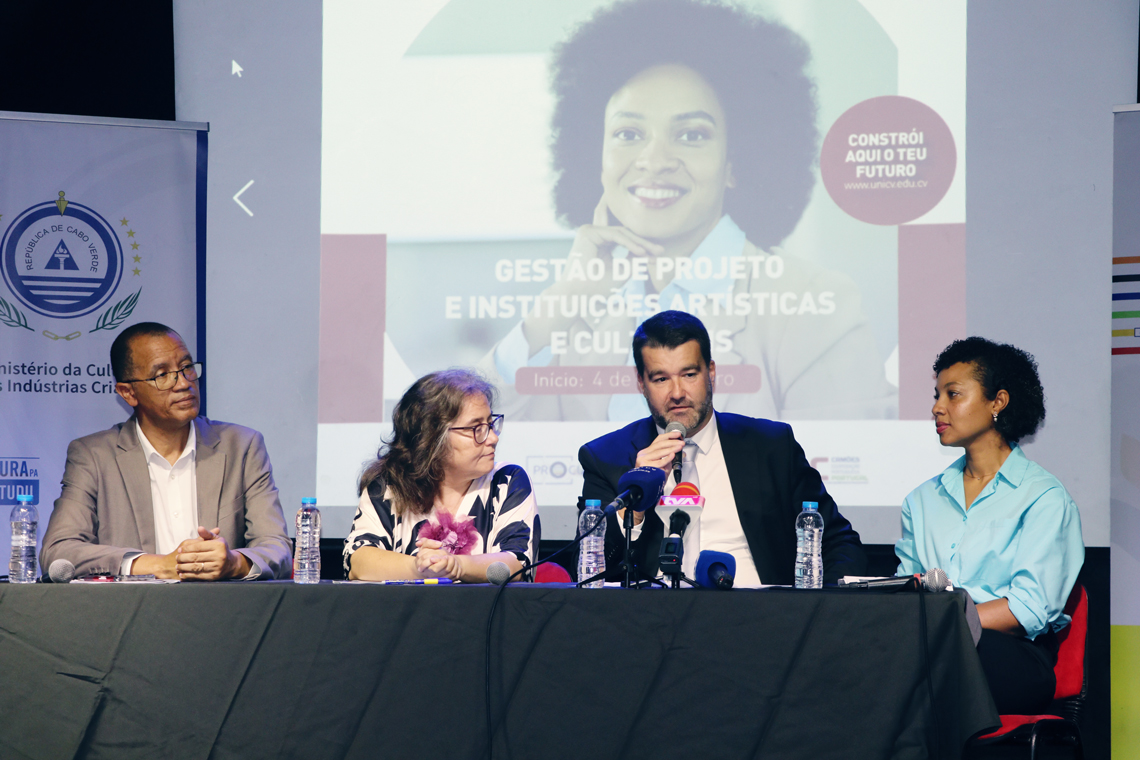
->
[449, 414, 504, 444]
[122, 362, 203, 391]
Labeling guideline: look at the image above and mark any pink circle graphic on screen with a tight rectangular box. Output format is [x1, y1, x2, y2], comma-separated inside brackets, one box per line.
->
[820, 96, 956, 226]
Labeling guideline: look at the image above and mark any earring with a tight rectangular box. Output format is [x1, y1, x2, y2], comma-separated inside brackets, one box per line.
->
[992, 413, 998, 422]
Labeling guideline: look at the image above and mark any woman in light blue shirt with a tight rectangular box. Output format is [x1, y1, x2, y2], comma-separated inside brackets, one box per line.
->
[895, 337, 1083, 714]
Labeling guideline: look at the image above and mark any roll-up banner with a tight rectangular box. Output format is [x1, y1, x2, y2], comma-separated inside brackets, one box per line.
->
[0, 112, 207, 573]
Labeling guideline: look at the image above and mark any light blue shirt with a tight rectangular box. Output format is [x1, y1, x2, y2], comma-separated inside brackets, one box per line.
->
[894, 445, 1084, 639]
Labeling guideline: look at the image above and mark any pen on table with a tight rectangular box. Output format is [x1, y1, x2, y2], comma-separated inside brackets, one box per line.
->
[378, 578, 454, 585]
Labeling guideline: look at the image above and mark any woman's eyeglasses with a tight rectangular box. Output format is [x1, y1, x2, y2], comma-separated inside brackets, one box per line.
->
[449, 414, 504, 444]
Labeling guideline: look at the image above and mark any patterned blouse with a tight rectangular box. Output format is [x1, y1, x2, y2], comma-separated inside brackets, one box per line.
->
[343, 462, 540, 578]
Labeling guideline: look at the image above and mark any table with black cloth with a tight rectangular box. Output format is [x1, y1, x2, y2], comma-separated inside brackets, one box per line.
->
[0, 582, 998, 760]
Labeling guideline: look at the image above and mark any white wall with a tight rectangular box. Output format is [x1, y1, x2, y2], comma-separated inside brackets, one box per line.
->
[966, 0, 1137, 548]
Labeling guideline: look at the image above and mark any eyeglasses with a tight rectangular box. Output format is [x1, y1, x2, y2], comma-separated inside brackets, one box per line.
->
[123, 362, 203, 391]
[449, 414, 504, 444]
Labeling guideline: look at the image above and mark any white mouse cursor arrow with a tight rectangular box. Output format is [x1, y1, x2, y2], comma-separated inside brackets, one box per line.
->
[232, 60, 243, 77]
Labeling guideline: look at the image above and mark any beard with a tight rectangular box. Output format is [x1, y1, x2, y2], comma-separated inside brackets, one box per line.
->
[647, 375, 714, 434]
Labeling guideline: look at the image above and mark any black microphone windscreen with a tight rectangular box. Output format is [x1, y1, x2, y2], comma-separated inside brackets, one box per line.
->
[48, 558, 75, 583]
[616, 466, 667, 512]
[668, 508, 691, 537]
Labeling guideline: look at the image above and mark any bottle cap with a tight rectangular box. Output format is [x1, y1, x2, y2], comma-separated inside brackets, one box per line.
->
[585, 499, 601, 508]
[16, 494, 34, 503]
[802, 501, 818, 511]
[302, 497, 317, 505]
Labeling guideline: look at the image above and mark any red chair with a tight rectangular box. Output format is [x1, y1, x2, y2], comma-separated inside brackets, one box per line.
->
[970, 584, 1088, 759]
[534, 561, 572, 583]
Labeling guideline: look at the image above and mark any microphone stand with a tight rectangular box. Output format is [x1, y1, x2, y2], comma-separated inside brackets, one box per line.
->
[667, 572, 698, 589]
[658, 533, 696, 589]
[617, 508, 663, 589]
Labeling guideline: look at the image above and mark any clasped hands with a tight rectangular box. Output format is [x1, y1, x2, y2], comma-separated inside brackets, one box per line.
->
[413, 538, 467, 581]
[134, 526, 251, 581]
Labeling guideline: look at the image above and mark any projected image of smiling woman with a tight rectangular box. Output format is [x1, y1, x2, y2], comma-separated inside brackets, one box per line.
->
[484, 0, 896, 422]
[601, 64, 733, 258]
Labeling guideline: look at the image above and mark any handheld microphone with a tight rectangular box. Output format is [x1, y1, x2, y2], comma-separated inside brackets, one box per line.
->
[486, 561, 511, 586]
[840, 568, 952, 592]
[665, 422, 687, 486]
[844, 575, 919, 591]
[922, 568, 951, 592]
[606, 466, 667, 515]
[695, 550, 735, 589]
[48, 558, 75, 583]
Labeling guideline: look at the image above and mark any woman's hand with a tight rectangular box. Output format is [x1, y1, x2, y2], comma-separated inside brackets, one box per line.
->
[414, 541, 465, 581]
[415, 538, 445, 552]
[571, 196, 665, 261]
[522, 197, 663, 354]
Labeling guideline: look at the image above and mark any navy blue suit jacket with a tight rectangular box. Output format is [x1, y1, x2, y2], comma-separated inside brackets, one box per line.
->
[577, 412, 867, 584]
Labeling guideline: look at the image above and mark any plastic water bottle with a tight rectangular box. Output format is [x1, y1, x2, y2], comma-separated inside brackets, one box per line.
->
[293, 498, 321, 584]
[794, 501, 823, 590]
[577, 499, 606, 588]
[9, 494, 38, 584]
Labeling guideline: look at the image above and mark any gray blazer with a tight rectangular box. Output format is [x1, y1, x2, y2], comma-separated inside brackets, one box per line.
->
[41, 416, 293, 579]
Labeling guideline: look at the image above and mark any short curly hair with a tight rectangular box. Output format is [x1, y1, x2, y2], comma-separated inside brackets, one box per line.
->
[549, 0, 818, 251]
[933, 337, 1046, 444]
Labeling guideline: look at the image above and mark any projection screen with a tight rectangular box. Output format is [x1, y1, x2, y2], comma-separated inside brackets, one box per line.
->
[317, 0, 967, 539]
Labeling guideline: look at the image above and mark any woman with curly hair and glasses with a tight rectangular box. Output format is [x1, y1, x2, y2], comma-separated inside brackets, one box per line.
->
[343, 369, 538, 582]
[485, 0, 894, 422]
[895, 337, 1084, 714]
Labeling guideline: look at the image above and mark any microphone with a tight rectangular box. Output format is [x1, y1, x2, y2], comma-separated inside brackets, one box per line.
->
[48, 558, 75, 583]
[922, 568, 951, 592]
[840, 568, 952, 592]
[668, 508, 691, 538]
[486, 561, 511, 586]
[658, 509, 690, 580]
[661, 480, 705, 510]
[670, 481, 700, 497]
[605, 466, 667, 515]
[665, 421, 687, 486]
[695, 550, 735, 589]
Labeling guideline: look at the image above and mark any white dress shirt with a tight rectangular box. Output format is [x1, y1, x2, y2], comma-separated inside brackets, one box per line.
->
[625, 415, 764, 587]
[120, 421, 198, 574]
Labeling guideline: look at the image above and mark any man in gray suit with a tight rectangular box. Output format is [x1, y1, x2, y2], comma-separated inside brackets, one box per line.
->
[41, 322, 292, 580]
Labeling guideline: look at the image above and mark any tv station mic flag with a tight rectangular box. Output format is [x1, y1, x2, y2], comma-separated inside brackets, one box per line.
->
[0, 112, 207, 568]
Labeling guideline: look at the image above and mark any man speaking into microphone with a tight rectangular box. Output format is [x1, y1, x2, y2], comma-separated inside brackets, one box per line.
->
[577, 311, 866, 586]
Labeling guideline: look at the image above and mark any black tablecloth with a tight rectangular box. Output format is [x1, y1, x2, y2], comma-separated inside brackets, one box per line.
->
[0, 582, 998, 760]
